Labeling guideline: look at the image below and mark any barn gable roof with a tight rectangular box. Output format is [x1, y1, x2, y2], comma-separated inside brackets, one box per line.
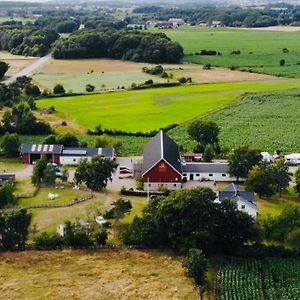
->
[142, 130, 182, 176]
[21, 144, 63, 155]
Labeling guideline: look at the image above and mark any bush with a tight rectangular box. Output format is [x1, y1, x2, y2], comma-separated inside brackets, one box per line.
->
[34, 232, 63, 250]
[178, 77, 187, 83]
[279, 59, 285, 66]
[53, 84, 65, 94]
[203, 64, 212, 70]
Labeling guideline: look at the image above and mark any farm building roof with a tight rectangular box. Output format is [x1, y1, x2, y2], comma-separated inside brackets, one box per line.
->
[142, 130, 182, 175]
[0, 174, 15, 187]
[62, 147, 114, 157]
[218, 183, 257, 210]
[21, 144, 63, 155]
[182, 163, 229, 173]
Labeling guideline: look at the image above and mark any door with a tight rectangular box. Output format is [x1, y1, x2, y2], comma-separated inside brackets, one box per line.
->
[190, 174, 194, 180]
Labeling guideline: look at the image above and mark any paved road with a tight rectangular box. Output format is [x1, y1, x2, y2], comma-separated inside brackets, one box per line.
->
[3, 52, 52, 85]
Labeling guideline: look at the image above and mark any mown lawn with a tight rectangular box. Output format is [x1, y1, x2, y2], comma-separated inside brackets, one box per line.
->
[0, 249, 196, 299]
[151, 26, 300, 77]
[37, 80, 300, 133]
[0, 157, 26, 173]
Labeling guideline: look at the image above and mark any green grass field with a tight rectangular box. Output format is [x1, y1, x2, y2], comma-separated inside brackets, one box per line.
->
[169, 89, 300, 153]
[37, 80, 300, 133]
[33, 71, 167, 93]
[151, 27, 300, 77]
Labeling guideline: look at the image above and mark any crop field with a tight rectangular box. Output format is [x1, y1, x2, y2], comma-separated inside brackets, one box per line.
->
[0, 249, 195, 299]
[151, 27, 300, 77]
[31, 58, 273, 93]
[214, 258, 300, 300]
[169, 89, 300, 153]
[36, 79, 300, 133]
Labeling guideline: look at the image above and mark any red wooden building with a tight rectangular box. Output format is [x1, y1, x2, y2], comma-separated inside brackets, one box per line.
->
[142, 130, 182, 191]
[20, 144, 63, 164]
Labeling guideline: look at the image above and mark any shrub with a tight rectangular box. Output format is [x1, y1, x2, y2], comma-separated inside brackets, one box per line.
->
[34, 232, 63, 250]
[178, 77, 187, 83]
[53, 84, 65, 94]
[279, 59, 285, 66]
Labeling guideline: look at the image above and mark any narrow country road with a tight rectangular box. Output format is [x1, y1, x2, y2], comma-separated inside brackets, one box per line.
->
[3, 52, 52, 85]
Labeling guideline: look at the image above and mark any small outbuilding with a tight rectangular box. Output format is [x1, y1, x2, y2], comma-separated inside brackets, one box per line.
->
[21, 144, 62, 164]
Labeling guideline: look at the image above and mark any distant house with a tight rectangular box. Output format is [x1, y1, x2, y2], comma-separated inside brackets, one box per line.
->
[20, 144, 115, 165]
[182, 163, 238, 182]
[0, 174, 15, 187]
[183, 152, 203, 163]
[142, 130, 182, 191]
[217, 183, 258, 218]
[285, 153, 300, 166]
[155, 21, 174, 28]
[127, 24, 147, 30]
[168, 18, 185, 26]
[211, 20, 222, 27]
[198, 22, 208, 27]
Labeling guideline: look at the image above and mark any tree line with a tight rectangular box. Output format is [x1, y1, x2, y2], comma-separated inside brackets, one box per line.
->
[0, 26, 59, 57]
[133, 5, 300, 27]
[52, 29, 183, 63]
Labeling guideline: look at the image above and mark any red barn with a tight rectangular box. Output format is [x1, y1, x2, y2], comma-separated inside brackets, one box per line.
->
[142, 130, 182, 191]
[20, 144, 63, 164]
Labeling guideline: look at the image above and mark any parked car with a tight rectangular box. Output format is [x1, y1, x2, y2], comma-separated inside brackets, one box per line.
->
[47, 163, 63, 178]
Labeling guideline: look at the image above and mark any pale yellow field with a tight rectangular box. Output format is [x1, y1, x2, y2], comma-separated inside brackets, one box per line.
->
[0, 51, 37, 77]
[33, 57, 274, 85]
[0, 249, 196, 300]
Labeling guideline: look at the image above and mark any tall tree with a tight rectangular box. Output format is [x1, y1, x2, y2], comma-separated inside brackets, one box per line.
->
[31, 155, 48, 184]
[246, 165, 275, 198]
[271, 158, 290, 196]
[187, 120, 220, 152]
[0, 61, 9, 79]
[228, 147, 262, 181]
[75, 155, 117, 191]
[0, 132, 20, 157]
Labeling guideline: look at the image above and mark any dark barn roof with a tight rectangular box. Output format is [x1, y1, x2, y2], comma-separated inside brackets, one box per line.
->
[21, 144, 63, 155]
[0, 174, 15, 187]
[142, 130, 182, 175]
[62, 147, 114, 157]
[182, 163, 229, 173]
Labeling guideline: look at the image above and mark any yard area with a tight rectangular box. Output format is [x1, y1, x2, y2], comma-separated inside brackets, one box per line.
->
[0, 157, 26, 173]
[0, 249, 196, 299]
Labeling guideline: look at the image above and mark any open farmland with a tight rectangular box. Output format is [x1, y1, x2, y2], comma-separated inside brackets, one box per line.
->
[211, 258, 300, 299]
[151, 27, 300, 77]
[36, 79, 300, 133]
[169, 89, 300, 153]
[31, 58, 273, 93]
[0, 249, 196, 299]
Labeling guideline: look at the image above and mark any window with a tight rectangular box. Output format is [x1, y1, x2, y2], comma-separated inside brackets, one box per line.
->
[183, 173, 187, 176]
[174, 184, 176, 187]
[148, 184, 151, 187]
[241, 205, 245, 209]
[222, 174, 226, 177]
[73, 159, 76, 162]
[209, 174, 213, 177]
[196, 173, 200, 176]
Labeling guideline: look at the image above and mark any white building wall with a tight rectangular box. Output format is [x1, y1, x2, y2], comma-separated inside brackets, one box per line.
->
[236, 200, 258, 219]
[183, 172, 238, 182]
[144, 182, 182, 191]
[60, 156, 92, 165]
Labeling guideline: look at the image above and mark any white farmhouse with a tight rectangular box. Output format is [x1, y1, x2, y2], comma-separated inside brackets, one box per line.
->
[217, 183, 258, 218]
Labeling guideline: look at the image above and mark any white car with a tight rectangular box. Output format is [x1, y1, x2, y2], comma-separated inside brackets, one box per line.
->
[96, 216, 106, 226]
